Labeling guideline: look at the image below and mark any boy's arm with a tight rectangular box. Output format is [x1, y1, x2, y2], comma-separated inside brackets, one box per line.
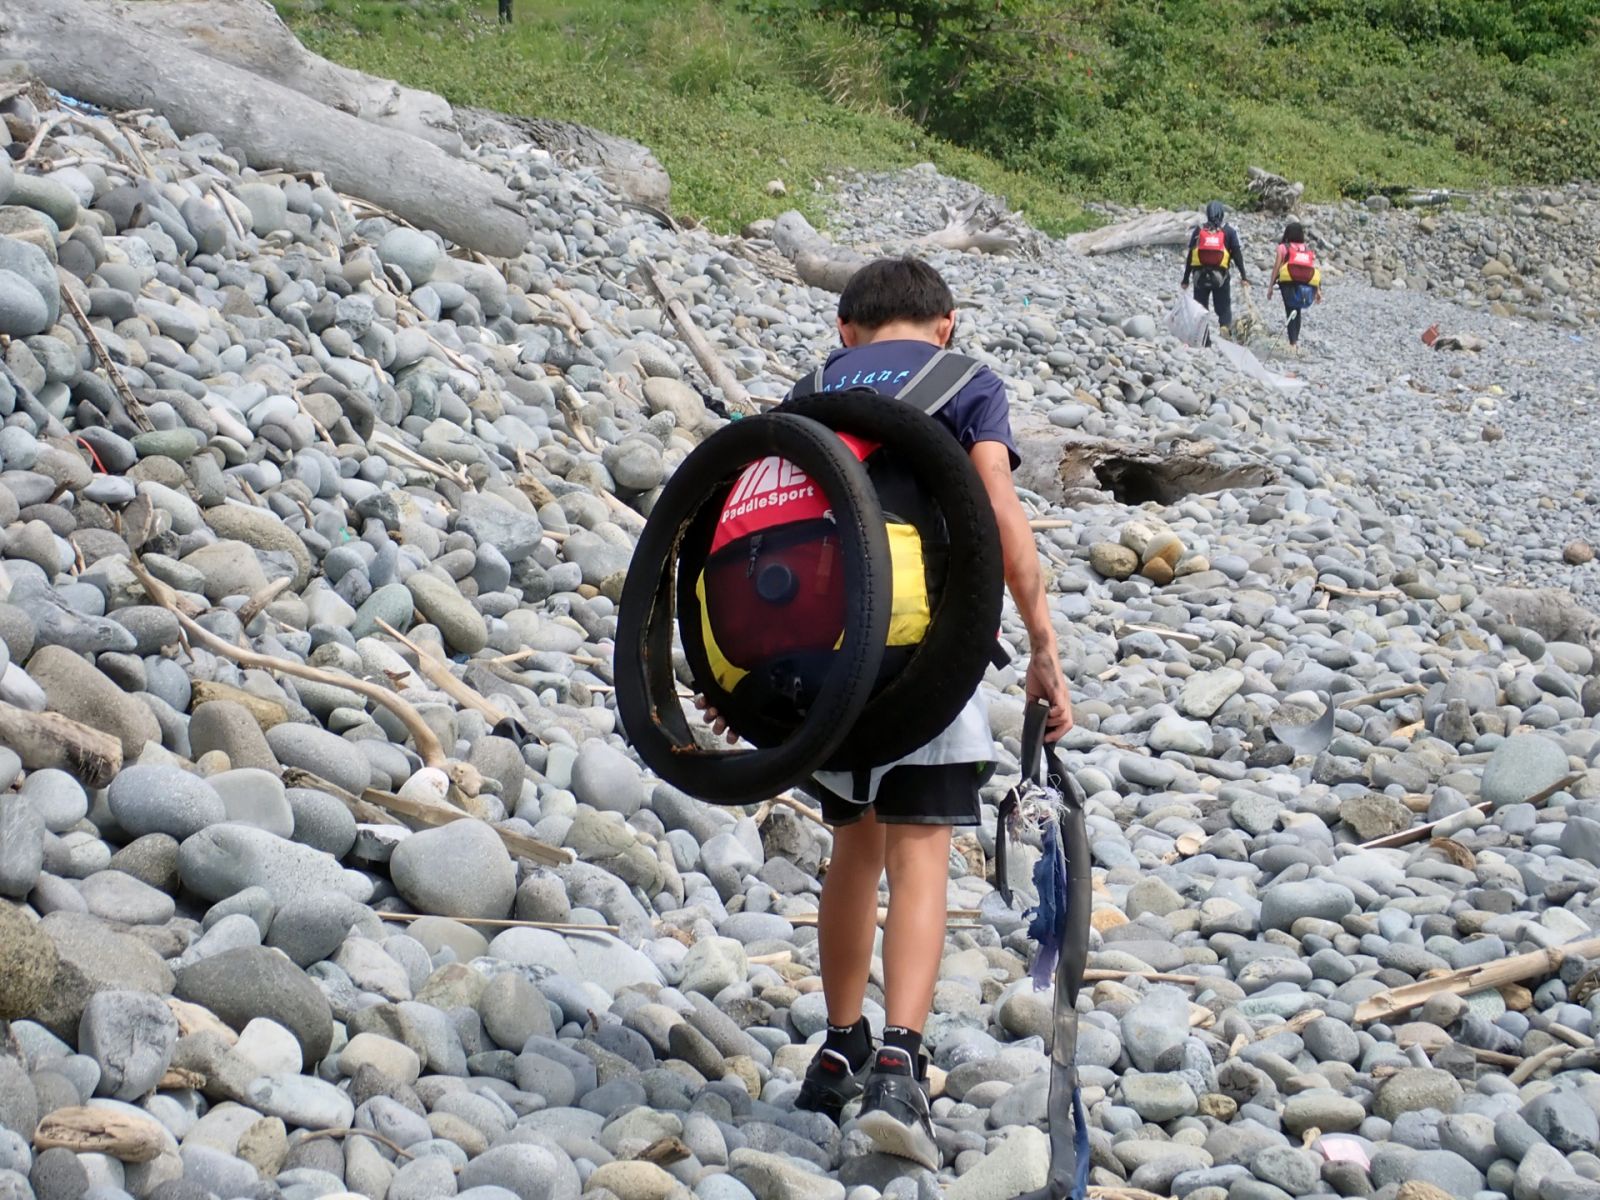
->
[969, 441, 1073, 739]
[1181, 228, 1197, 286]
[1229, 228, 1248, 282]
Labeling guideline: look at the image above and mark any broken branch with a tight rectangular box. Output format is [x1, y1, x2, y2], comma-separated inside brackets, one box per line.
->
[638, 260, 757, 415]
[127, 556, 448, 770]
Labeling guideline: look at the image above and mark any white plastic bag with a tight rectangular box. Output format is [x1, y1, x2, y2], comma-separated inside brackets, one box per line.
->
[1165, 293, 1210, 348]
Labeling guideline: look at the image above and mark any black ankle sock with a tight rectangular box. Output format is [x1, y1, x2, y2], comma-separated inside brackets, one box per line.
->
[824, 1018, 872, 1071]
[882, 1025, 923, 1066]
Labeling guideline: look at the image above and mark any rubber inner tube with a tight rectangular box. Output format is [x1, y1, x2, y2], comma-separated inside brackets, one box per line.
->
[615, 412, 892, 804]
[776, 389, 1004, 769]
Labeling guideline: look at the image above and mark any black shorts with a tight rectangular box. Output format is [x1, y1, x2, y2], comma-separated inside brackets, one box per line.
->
[813, 762, 984, 827]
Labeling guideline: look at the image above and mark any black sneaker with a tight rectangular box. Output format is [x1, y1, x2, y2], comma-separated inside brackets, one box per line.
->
[849, 1046, 939, 1170]
[796, 1047, 869, 1122]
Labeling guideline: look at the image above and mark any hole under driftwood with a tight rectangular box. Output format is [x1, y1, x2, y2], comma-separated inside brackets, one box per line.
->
[1091, 455, 1275, 506]
[1055, 440, 1276, 506]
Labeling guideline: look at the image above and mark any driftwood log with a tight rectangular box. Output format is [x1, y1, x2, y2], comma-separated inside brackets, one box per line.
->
[915, 194, 1027, 255]
[0, 0, 531, 257]
[98, 0, 463, 153]
[771, 210, 870, 293]
[770, 199, 1028, 293]
[0, 702, 122, 787]
[34, 1107, 168, 1162]
[1246, 166, 1304, 215]
[1064, 210, 1202, 256]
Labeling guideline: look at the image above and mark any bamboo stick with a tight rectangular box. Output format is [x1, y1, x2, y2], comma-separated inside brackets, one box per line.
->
[1358, 771, 1578, 851]
[1355, 935, 1600, 1024]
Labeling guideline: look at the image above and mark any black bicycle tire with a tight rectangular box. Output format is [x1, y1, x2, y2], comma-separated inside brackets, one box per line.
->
[777, 389, 1004, 769]
[614, 412, 892, 804]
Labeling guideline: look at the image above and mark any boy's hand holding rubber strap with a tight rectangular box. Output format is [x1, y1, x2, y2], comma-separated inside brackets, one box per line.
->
[1020, 696, 1051, 786]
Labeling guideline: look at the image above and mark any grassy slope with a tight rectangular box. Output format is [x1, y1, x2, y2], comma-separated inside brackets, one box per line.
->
[1020, 0, 1600, 205]
[277, 0, 1094, 236]
[278, 0, 1599, 237]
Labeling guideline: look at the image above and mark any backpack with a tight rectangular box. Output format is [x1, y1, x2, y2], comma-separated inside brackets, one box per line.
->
[1284, 242, 1317, 284]
[1195, 226, 1229, 268]
[696, 351, 983, 723]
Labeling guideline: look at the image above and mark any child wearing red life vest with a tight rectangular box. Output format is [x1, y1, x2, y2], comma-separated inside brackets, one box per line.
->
[1265, 220, 1323, 348]
[1182, 200, 1251, 332]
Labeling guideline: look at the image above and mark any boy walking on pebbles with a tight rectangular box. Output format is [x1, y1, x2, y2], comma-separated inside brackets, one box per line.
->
[782, 257, 1073, 1167]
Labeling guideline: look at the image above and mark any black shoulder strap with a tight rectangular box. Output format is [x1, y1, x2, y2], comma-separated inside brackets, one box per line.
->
[786, 365, 826, 401]
[896, 350, 983, 418]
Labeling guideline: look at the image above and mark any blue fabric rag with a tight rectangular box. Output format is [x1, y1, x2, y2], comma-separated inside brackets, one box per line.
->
[1026, 820, 1069, 990]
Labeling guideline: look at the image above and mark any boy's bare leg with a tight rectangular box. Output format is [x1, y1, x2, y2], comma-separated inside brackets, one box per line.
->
[881, 823, 952, 1031]
[819, 810, 887, 1026]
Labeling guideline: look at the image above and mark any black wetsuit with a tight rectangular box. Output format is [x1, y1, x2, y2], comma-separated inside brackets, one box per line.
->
[1182, 225, 1248, 328]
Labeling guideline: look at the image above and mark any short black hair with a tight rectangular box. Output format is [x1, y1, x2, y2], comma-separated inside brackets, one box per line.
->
[837, 256, 954, 329]
[1283, 221, 1306, 243]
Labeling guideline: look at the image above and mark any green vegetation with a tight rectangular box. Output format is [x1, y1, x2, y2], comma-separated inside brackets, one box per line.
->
[275, 0, 1095, 236]
[277, 0, 1600, 236]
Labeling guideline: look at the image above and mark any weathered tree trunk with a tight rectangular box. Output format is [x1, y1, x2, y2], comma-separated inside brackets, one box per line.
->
[1064, 210, 1201, 256]
[0, 0, 531, 258]
[771, 210, 869, 293]
[96, 0, 464, 154]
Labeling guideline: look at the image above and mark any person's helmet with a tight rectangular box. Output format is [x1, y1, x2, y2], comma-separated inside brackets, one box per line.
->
[1205, 200, 1226, 227]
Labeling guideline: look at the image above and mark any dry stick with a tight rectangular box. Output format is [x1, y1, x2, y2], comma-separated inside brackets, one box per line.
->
[127, 557, 449, 770]
[236, 576, 293, 628]
[548, 287, 595, 334]
[1545, 1021, 1596, 1050]
[379, 912, 615, 935]
[1509, 1042, 1575, 1085]
[42, 155, 140, 179]
[1340, 682, 1427, 709]
[1316, 581, 1403, 600]
[1355, 934, 1600, 1024]
[1029, 518, 1074, 531]
[279, 768, 407, 829]
[19, 111, 69, 162]
[788, 907, 982, 929]
[300, 1128, 422, 1163]
[369, 433, 471, 489]
[361, 782, 570, 868]
[769, 792, 825, 827]
[1084, 967, 1207, 986]
[195, 177, 251, 242]
[57, 275, 153, 432]
[373, 619, 534, 741]
[638, 260, 757, 415]
[552, 380, 602, 455]
[1359, 771, 1580, 851]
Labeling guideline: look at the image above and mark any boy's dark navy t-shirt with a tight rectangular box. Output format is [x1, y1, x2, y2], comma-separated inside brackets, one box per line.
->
[806, 340, 1020, 469]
